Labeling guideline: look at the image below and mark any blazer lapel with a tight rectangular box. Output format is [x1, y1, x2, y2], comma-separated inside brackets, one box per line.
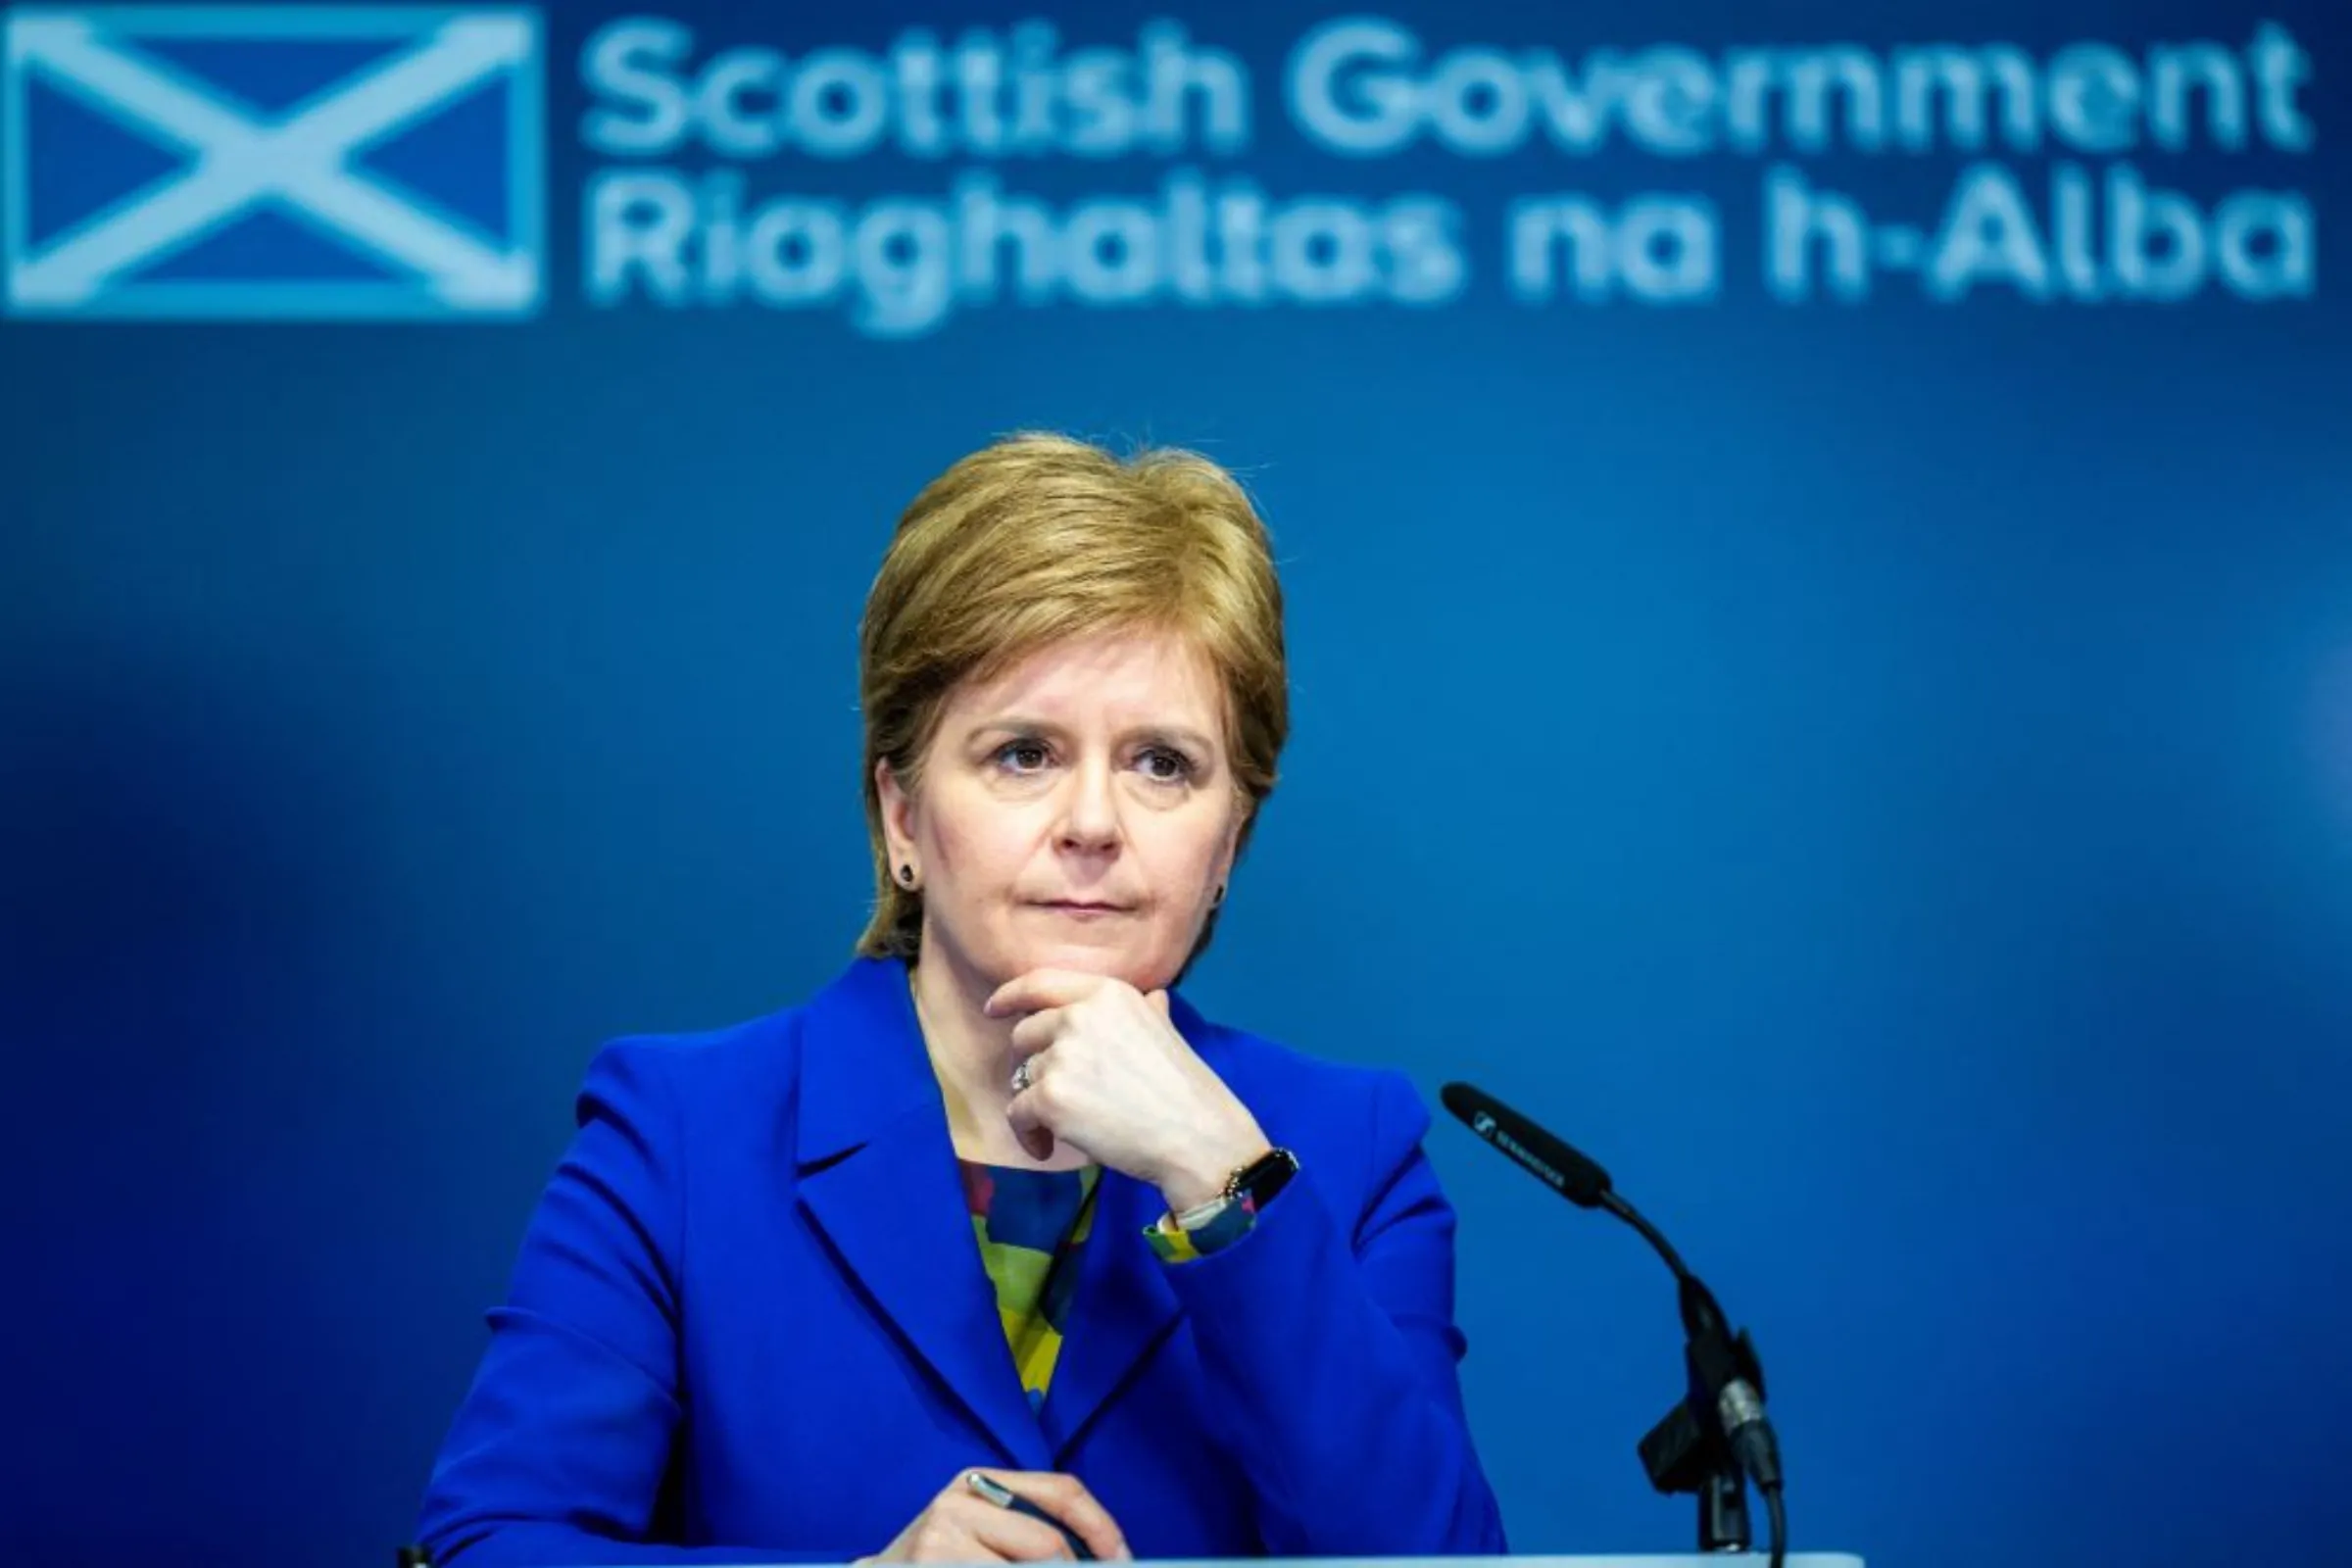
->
[1040, 990, 1226, 1459]
[793, 957, 1052, 1470]
[1042, 1165, 1182, 1462]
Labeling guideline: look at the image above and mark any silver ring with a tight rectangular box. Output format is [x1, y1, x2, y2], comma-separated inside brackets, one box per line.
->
[1009, 1058, 1033, 1095]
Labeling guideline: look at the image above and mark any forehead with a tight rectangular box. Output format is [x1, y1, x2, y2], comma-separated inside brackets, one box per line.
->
[951, 628, 1223, 723]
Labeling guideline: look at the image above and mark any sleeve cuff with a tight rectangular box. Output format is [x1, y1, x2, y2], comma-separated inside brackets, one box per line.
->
[1142, 1189, 1263, 1263]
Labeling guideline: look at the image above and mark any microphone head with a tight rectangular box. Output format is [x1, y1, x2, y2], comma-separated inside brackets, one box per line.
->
[1440, 1081, 1613, 1208]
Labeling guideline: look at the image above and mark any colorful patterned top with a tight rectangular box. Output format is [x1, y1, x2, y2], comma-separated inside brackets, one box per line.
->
[958, 1160, 1101, 1409]
[960, 1158, 1261, 1405]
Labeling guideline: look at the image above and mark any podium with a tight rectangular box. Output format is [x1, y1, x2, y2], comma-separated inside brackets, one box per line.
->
[1126, 1561, 1865, 1568]
[567, 1559, 1867, 1567]
[1123, 1561, 1866, 1567]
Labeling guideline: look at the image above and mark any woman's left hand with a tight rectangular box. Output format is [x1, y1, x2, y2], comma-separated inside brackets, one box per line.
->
[988, 968, 1271, 1211]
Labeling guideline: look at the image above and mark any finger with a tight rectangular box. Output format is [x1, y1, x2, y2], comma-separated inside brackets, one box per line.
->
[986, 968, 1111, 1018]
[953, 1491, 1079, 1561]
[898, 1504, 1002, 1564]
[1005, 1087, 1057, 1162]
[1006, 1473, 1133, 1562]
[903, 1515, 1007, 1563]
[1008, 1008, 1065, 1058]
[910, 1514, 1052, 1562]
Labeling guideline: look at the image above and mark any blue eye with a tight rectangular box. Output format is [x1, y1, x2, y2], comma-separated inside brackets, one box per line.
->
[1139, 747, 1196, 783]
[990, 739, 1196, 782]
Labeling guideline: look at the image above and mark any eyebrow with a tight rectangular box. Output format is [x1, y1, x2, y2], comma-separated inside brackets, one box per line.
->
[971, 716, 1220, 756]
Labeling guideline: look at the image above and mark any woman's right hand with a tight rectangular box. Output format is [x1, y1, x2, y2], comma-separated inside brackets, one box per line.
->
[860, 1469, 1133, 1562]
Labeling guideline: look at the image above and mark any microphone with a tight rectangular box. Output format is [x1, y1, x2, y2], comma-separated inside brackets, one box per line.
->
[1440, 1081, 1787, 1565]
[1439, 1082, 1611, 1209]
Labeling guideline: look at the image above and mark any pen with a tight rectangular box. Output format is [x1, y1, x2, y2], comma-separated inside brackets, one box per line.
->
[963, 1470, 1097, 1561]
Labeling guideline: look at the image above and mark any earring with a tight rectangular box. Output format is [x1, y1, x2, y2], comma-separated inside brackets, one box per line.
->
[1213, 884, 1226, 906]
[898, 863, 916, 887]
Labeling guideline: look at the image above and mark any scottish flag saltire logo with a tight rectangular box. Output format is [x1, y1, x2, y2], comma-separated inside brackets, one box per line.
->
[2, 6, 544, 318]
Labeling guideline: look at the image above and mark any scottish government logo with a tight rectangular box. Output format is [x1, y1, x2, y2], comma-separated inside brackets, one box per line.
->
[0, 8, 2319, 329]
[2, 6, 544, 318]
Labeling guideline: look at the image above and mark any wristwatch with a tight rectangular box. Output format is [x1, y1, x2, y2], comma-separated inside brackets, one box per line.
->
[1220, 1147, 1299, 1213]
[1147, 1148, 1300, 1262]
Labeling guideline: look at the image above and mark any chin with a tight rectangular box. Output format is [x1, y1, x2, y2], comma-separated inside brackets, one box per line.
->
[1008, 938, 1167, 989]
[1026, 941, 1135, 972]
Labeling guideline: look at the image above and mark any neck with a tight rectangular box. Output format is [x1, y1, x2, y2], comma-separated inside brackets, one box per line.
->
[908, 949, 1090, 1170]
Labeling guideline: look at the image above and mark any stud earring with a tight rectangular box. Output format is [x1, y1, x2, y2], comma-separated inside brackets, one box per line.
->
[898, 864, 916, 887]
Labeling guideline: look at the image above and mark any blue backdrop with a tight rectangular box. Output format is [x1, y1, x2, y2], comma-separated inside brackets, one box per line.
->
[4, 1, 2348, 1565]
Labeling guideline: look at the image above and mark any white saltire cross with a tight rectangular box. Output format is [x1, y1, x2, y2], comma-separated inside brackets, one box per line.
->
[8, 11, 535, 309]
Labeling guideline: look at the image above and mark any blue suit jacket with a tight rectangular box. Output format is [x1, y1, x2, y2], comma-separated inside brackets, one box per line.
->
[418, 956, 1507, 1564]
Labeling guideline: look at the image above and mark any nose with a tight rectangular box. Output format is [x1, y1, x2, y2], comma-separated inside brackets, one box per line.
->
[1056, 754, 1122, 854]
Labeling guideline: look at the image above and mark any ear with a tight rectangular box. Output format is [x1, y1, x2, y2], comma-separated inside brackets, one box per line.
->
[1213, 798, 1249, 887]
[876, 758, 919, 866]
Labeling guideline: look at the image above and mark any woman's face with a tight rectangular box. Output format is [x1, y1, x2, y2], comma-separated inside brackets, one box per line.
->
[879, 626, 1245, 996]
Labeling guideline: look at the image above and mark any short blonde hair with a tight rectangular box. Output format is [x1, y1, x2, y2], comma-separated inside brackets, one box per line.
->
[856, 432, 1289, 965]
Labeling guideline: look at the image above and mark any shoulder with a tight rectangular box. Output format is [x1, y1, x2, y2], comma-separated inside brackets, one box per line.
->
[1187, 1012, 1435, 1193]
[1194, 1017, 1419, 1118]
[564, 956, 917, 1148]
[568, 1002, 809, 1133]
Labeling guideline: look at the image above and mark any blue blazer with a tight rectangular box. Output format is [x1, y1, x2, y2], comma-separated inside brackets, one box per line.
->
[419, 956, 1508, 1564]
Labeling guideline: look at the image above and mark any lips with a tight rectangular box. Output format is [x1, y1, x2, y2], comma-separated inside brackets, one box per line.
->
[1035, 900, 1131, 913]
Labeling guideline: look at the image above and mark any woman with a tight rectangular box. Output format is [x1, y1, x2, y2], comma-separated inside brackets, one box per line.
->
[417, 434, 1508, 1564]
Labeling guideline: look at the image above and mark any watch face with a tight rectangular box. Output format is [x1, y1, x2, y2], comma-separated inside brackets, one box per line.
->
[1237, 1149, 1299, 1208]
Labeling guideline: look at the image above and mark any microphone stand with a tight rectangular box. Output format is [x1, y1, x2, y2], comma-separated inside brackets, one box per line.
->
[1611, 1203, 1773, 1555]
[1438, 1083, 1788, 1567]
[1634, 1322, 1769, 1552]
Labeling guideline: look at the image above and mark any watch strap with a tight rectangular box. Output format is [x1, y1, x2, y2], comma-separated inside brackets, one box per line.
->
[1142, 1148, 1300, 1265]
